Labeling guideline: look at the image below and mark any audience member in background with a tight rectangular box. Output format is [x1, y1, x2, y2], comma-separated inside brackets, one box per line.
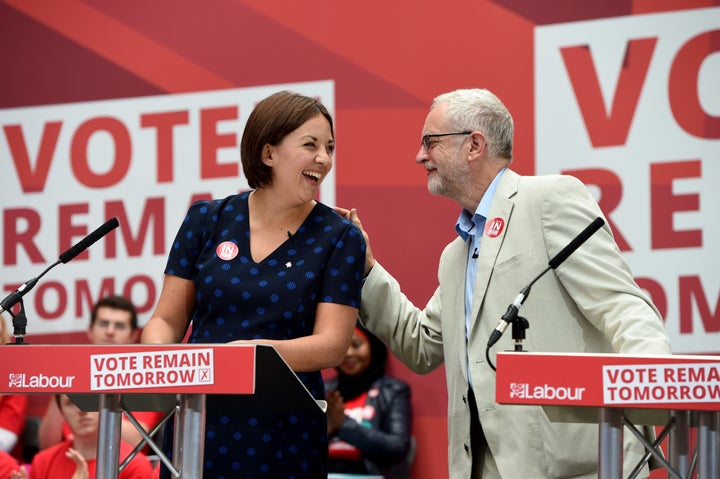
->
[0, 315, 29, 463]
[326, 323, 412, 479]
[37, 295, 162, 450]
[11, 395, 152, 479]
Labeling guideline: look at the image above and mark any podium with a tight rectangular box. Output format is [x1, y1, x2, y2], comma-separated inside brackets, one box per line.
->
[0, 343, 324, 478]
[495, 351, 720, 479]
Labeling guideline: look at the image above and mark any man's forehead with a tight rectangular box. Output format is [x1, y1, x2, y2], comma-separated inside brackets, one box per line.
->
[424, 104, 447, 131]
[95, 307, 131, 322]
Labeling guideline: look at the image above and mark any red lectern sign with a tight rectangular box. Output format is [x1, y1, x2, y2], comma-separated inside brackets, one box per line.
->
[0, 344, 256, 395]
[495, 352, 720, 411]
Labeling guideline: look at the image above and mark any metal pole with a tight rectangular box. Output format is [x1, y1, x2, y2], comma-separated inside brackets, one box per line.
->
[172, 395, 184, 478]
[174, 394, 206, 478]
[96, 394, 122, 479]
[668, 410, 690, 477]
[697, 411, 720, 479]
[598, 407, 624, 479]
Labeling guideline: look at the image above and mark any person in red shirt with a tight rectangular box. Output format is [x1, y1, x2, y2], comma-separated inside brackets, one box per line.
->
[37, 295, 163, 452]
[11, 394, 152, 479]
[0, 394, 27, 462]
[0, 450, 21, 478]
[0, 315, 29, 463]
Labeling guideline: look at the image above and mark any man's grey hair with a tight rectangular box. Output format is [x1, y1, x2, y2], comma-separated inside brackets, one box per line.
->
[432, 88, 514, 160]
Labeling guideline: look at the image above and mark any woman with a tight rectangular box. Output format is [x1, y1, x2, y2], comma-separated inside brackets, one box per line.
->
[142, 91, 365, 478]
[326, 323, 413, 479]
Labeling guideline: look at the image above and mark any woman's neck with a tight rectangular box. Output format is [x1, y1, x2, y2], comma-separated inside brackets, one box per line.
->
[249, 189, 315, 232]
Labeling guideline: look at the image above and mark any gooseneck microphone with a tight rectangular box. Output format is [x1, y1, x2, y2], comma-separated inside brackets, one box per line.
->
[548, 217, 605, 269]
[0, 217, 120, 316]
[59, 217, 120, 263]
[486, 217, 605, 349]
[0, 280, 37, 316]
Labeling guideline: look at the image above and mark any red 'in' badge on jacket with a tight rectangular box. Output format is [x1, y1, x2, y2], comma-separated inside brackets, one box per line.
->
[486, 217, 505, 238]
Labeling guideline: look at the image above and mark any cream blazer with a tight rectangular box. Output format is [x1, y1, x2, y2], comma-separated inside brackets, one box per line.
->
[360, 169, 672, 479]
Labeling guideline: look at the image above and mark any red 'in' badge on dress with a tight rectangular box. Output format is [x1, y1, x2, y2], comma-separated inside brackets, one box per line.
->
[216, 241, 239, 260]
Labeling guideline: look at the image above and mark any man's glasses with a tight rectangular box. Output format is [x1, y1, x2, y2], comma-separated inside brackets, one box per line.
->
[421, 131, 472, 151]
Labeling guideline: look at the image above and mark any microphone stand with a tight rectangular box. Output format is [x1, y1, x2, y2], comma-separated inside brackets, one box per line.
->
[485, 265, 549, 370]
[502, 265, 550, 352]
[1, 217, 119, 345]
[511, 315, 530, 352]
[485, 216, 605, 371]
[10, 299, 28, 344]
[3, 258, 61, 345]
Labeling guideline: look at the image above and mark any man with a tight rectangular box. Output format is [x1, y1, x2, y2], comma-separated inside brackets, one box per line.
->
[37, 295, 162, 450]
[12, 395, 152, 479]
[337, 88, 672, 478]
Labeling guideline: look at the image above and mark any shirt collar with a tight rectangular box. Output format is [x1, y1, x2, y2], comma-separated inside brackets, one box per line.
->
[455, 167, 506, 241]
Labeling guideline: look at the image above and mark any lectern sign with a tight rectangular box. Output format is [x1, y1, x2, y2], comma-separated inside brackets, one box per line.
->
[0, 344, 255, 395]
[496, 352, 720, 411]
[603, 363, 720, 405]
[90, 348, 214, 391]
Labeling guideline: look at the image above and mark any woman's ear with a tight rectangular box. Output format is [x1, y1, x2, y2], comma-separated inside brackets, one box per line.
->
[261, 144, 274, 167]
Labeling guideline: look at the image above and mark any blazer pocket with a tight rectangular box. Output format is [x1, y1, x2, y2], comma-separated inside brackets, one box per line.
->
[493, 248, 537, 277]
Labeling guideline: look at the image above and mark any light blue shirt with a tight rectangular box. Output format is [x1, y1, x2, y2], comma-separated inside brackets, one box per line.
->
[455, 168, 506, 385]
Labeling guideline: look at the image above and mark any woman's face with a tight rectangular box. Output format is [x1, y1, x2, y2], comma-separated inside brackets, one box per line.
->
[339, 331, 372, 376]
[264, 114, 334, 202]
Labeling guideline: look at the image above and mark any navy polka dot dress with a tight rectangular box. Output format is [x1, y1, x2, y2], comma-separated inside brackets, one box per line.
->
[160, 191, 365, 479]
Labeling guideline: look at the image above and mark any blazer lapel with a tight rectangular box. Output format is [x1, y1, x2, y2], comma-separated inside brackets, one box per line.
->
[443, 237, 473, 382]
[468, 170, 520, 337]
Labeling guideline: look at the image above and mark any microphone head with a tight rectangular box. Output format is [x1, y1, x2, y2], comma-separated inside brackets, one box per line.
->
[58, 217, 120, 263]
[548, 217, 605, 269]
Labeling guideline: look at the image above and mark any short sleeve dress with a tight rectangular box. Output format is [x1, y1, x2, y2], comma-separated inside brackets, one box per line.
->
[160, 191, 365, 479]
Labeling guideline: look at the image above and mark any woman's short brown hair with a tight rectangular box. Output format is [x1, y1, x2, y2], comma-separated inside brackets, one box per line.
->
[241, 91, 334, 189]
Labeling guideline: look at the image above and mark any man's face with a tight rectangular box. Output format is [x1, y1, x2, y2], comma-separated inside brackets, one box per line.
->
[87, 306, 137, 344]
[415, 103, 471, 201]
[58, 394, 99, 439]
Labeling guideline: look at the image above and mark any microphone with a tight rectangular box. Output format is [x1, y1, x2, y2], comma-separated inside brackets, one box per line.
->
[287, 230, 297, 243]
[472, 248, 478, 259]
[486, 217, 605, 348]
[0, 279, 38, 315]
[59, 217, 119, 263]
[0, 217, 120, 316]
[548, 217, 605, 269]
[486, 287, 529, 348]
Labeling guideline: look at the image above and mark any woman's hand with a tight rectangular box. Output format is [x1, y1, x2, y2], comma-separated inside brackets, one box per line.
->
[326, 389, 346, 435]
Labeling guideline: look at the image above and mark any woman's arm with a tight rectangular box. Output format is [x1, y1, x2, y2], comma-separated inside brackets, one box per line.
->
[232, 302, 358, 372]
[141, 275, 195, 344]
